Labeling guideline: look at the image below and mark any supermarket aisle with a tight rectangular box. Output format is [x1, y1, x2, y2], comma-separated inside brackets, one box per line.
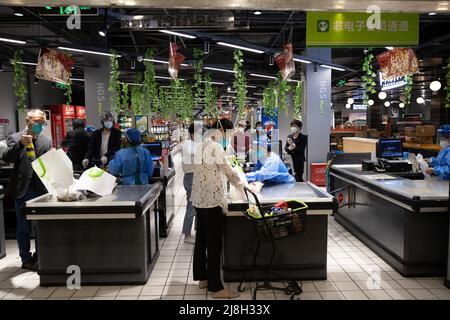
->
[0, 152, 449, 300]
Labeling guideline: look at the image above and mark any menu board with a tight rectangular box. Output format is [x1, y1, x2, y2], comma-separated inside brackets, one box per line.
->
[35, 48, 74, 85]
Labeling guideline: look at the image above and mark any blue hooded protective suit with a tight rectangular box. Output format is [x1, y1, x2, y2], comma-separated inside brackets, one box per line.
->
[246, 153, 295, 184]
[429, 145, 450, 180]
[108, 146, 154, 185]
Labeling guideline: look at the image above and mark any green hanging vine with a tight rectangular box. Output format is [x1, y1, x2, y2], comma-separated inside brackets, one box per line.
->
[233, 50, 247, 119]
[404, 75, 413, 106]
[263, 81, 277, 119]
[293, 81, 303, 119]
[131, 73, 143, 115]
[108, 50, 121, 115]
[446, 56, 450, 108]
[277, 74, 290, 116]
[178, 81, 194, 121]
[193, 48, 203, 109]
[157, 87, 171, 119]
[203, 73, 218, 118]
[121, 82, 129, 112]
[64, 78, 72, 105]
[361, 48, 377, 104]
[13, 49, 28, 111]
[143, 49, 158, 114]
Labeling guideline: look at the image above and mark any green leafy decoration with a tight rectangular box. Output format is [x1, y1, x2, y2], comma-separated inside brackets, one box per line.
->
[404, 75, 413, 106]
[178, 81, 194, 121]
[108, 50, 121, 115]
[446, 56, 450, 108]
[131, 73, 143, 115]
[233, 50, 247, 119]
[64, 78, 72, 105]
[293, 81, 303, 119]
[121, 82, 129, 112]
[277, 74, 290, 116]
[143, 49, 158, 114]
[13, 49, 28, 111]
[263, 81, 277, 119]
[361, 48, 377, 105]
[157, 86, 171, 119]
[203, 73, 218, 118]
[193, 48, 204, 109]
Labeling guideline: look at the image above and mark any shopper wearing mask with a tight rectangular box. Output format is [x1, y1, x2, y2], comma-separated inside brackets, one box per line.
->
[425, 125, 450, 180]
[285, 120, 308, 182]
[2, 109, 52, 270]
[82, 112, 121, 169]
[108, 128, 154, 185]
[191, 118, 243, 299]
[61, 119, 90, 171]
[181, 123, 196, 244]
[232, 120, 250, 157]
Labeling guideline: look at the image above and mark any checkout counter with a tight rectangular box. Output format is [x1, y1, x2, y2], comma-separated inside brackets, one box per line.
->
[23, 184, 162, 286]
[223, 182, 336, 282]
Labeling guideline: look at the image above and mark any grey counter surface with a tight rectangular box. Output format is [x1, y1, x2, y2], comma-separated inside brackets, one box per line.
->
[331, 164, 448, 201]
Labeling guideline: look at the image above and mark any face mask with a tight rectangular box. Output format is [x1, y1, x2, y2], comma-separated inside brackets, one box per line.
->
[104, 121, 113, 129]
[291, 127, 299, 134]
[238, 127, 245, 133]
[256, 127, 262, 131]
[440, 140, 450, 149]
[220, 138, 230, 148]
[32, 123, 43, 134]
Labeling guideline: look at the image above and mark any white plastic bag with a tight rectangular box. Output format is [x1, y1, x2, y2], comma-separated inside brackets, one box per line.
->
[72, 166, 117, 197]
[416, 153, 431, 179]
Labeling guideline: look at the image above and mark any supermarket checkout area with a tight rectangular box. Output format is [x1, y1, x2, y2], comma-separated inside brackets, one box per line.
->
[23, 184, 163, 286]
[223, 182, 336, 282]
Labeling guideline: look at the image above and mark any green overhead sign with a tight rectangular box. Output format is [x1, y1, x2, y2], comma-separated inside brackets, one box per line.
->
[306, 12, 419, 47]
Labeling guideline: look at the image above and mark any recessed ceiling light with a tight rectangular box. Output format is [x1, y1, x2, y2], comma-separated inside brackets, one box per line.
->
[254, 11, 262, 15]
[13, 9, 23, 17]
[133, 15, 144, 20]
[428, 12, 437, 15]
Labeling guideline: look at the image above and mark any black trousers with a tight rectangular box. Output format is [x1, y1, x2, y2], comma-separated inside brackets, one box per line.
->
[293, 158, 305, 182]
[193, 206, 224, 292]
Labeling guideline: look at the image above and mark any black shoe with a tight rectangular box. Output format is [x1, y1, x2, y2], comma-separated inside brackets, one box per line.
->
[21, 260, 38, 271]
[31, 252, 38, 263]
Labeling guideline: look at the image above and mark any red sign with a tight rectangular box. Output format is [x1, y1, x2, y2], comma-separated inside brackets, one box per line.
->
[35, 48, 74, 85]
[168, 42, 185, 80]
[62, 105, 75, 117]
[76, 106, 86, 118]
[376, 48, 419, 80]
[275, 43, 295, 81]
[310, 163, 327, 187]
[338, 193, 344, 203]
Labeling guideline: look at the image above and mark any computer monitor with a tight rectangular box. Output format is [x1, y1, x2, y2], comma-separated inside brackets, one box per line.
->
[142, 142, 162, 158]
[377, 139, 403, 159]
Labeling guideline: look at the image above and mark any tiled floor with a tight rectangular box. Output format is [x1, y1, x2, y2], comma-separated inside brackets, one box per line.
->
[0, 153, 449, 300]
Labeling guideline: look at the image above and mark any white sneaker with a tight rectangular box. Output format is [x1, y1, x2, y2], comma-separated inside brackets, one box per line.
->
[184, 235, 196, 244]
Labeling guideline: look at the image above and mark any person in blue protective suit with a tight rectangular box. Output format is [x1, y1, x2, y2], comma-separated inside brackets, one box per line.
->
[108, 128, 154, 185]
[426, 125, 450, 180]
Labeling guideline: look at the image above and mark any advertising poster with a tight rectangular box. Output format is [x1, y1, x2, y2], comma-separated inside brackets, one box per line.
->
[135, 115, 148, 134]
[376, 48, 419, 80]
[35, 48, 74, 84]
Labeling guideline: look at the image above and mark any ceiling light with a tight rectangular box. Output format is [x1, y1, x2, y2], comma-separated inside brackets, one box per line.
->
[10, 60, 37, 66]
[133, 15, 144, 20]
[200, 80, 224, 85]
[378, 92, 387, 100]
[246, 85, 257, 88]
[155, 75, 185, 81]
[293, 58, 312, 64]
[250, 73, 277, 79]
[57, 46, 121, 57]
[143, 58, 187, 67]
[204, 66, 236, 74]
[399, 102, 405, 108]
[385, 47, 394, 50]
[368, 100, 374, 106]
[430, 80, 441, 91]
[416, 97, 425, 104]
[253, 93, 264, 96]
[0, 37, 26, 44]
[217, 42, 264, 54]
[288, 79, 300, 83]
[254, 11, 262, 15]
[384, 101, 391, 107]
[70, 78, 85, 82]
[347, 98, 354, 104]
[98, 30, 106, 37]
[428, 12, 437, 15]
[13, 8, 23, 17]
[345, 104, 351, 109]
[159, 30, 196, 39]
[320, 64, 345, 71]
[269, 55, 274, 66]
[204, 41, 210, 54]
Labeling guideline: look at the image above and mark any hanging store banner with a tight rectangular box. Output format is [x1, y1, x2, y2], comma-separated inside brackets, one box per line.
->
[377, 48, 419, 80]
[275, 43, 295, 81]
[306, 12, 419, 47]
[35, 48, 74, 85]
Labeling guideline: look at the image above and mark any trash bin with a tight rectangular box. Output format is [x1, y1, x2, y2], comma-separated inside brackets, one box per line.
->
[0, 185, 5, 259]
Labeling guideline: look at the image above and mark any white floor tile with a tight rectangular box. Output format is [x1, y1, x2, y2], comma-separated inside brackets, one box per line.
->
[115, 296, 139, 300]
[172, 262, 190, 270]
[407, 289, 438, 300]
[27, 287, 56, 299]
[185, 285, 207, 295]
[169, 269, 189, 277]
[328, 273, 352, 282]
[163, 285, 186, 296]
[95, 286, 121, 297]
[184, 294, 207, 300]
[313, 281, 339, 292]
[153, 262, 172, 270]
[49, 287, 75, 298]
[341, 290, 369, 300]
[334, 281, 360, 291]
[364, 290, 393, 300]
[415, 279, 447, 289]
[138, 295, 161, 300]
[379, 280, 403, 290]
[299, 291, 322, 300]
[146, 277, 167, 286]
[2, 288, 33, 300]
[428, 289, 450, 300]
[385, 289, 415, 300]
[396, 279, 424, 290]
[320, 291, 345, 300]
[72, 286, 100, 298]
[117, 286, 144, 296]
[161, 295, 184, 300]
[166, 277, 188, 286]
[141, 285, 164, 296]
[151, 269, 170, 278]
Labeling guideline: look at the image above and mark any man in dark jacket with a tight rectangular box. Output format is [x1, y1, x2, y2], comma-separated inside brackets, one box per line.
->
[2, 109, 52, 270]
[82, 112, 121, 168]
[62, 119, 90, 171]
[285, 120, 308, 182]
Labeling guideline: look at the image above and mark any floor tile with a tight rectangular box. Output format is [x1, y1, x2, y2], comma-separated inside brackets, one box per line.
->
[407, 289, 438, 300]
[328, 273, 352, 282]
[364, 290, 393, 300]
[166, 277, 188, 286]
[151, 269, 170, 278]
[146, 277, 167, 286]
[141, 285, 164, 296]
[385, 289, 415, 300]
[95, 286, 121, 297]
[117, 286, 144, 296]
[169, 269, 189, 277]
[396, 279, 424, 290]
[334, 281, 360, 291]
[138, 295, 161, 300]
[172, 262, 191, 270]
[153, 262, 172, 270]
[163, 285, 186, 296]
[161, 295, 184, 300]
[185, 285, 207, 295]
[313, 281, 339, 292]
[184, 294, 207, 300]
[341, 290, 369, 300]
[428, 289, 450, 300]
[49, 287, 75, 298]
[320, 291, 345, 300]
[27, 287, 57, 299]
[415, 279, 447, 289]
[379, 280, 403, 290]
[2, 288, 33, 300]
[299, 291, 322, 300]
[115, 296, 139, 300]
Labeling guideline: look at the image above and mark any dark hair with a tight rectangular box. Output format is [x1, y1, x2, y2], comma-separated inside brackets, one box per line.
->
[188, 123, 194, 135]
[73, 119, 85, 129]
[255, 121, 262, 128]
[213, 118, 234, 130]
[290, 120, 303, 128]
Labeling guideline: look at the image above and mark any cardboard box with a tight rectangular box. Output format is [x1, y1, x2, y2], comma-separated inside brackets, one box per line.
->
[418, 136, 433, 144]
[416, 125, 436, 136]
[404, 127, 415, 137]
[354, 131, 368, 138]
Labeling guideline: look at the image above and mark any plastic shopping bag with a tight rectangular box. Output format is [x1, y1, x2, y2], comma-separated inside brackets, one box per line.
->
[72, 166, 117, 196]
[416, 153, 431, 179]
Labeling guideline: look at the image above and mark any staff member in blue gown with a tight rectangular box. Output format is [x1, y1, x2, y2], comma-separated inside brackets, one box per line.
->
[426, 125, 450, 180]
[108, 128, 154, 185]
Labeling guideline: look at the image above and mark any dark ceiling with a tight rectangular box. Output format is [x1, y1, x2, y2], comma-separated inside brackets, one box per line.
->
[0, 6, 449, 104]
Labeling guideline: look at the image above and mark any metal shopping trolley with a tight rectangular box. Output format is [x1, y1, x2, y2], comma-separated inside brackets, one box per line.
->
[238, 186, 308, 300]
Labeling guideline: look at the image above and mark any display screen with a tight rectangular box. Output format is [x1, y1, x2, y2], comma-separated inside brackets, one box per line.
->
[379, 139, 403, 158]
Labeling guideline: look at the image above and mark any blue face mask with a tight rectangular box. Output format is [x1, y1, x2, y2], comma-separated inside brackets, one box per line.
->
[220, 138, 229, 148]
[104, 121, 113, 129]
[32, 123, 43, 134]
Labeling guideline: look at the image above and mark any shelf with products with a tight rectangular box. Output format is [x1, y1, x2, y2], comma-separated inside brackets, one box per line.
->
[118, 113, 133, 135]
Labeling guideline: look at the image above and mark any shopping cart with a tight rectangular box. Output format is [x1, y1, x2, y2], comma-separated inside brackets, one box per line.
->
[238, 186, 308, 300]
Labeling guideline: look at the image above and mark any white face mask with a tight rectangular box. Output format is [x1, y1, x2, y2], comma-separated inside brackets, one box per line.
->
[237, 127, 245, 133]
[291, 127, 299, 134]
[440, 140, 450, 148]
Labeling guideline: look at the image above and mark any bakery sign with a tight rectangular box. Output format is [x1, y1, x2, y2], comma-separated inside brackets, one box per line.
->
[35, 48, 74, 85]
[379, 72, 408, 91]
[376, 48, 419, 80]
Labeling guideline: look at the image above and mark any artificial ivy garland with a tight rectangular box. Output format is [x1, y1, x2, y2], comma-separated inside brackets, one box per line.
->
[233, 50, 247, 119]
[143, 49, 158, 114]
[263, 81, 277, 119]
[203, 73, 218, 118]
[404, 75, 413, 106]
[361, 48, 377, 104]
[108, 50, 121, 115]
[277, 74, 290, 116]
[293, 80, 303, 119]
[13, 49, 28, 111]
[121, 82, 129, 112]
[131, 73, 143, 115]
[193, 48, 203, 109]
[64, 78, 72, 105]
